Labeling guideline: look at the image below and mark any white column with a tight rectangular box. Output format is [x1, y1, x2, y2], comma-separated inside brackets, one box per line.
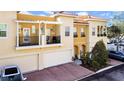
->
[16, 22, 19, 47]
[44, 23, 47, 45]
[38, 22, 41, 45]
[59, 24, 62, 44]
[42, 23, 46, 46]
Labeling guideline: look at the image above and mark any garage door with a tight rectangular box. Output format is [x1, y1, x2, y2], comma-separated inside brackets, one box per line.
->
[0, 54, 38, 73]
[43, 49, 72, 68]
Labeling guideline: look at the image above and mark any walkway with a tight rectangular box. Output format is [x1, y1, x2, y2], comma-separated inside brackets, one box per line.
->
[24, 62, 94, 81]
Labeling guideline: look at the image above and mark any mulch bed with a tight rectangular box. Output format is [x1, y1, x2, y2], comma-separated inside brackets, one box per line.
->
[81, 63, 111, 72]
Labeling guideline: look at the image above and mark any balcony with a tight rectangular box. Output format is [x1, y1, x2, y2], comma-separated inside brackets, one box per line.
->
[46, 36, 61, 44]
[81, 34, 85, 37]
[18, 36, 39, 47]
[97, 33, 107, 37]
[81, 32, 85, 37]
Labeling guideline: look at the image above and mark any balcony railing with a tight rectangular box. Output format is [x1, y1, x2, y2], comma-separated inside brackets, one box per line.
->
[81, 34, 85, 37]
[46, 36, 61, 44]
[18, 36, 39, 46]
[97, 33, 107, 37]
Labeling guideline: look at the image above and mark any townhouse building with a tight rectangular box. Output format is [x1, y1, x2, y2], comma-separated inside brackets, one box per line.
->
[73, 15, 108, 58]
[0, 11, 107, 73]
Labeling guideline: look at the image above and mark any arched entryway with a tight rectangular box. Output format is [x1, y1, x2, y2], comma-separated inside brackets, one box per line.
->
[74, 45, 78, 58]
[82, 45, 86, 54]
[79, 45, 86, 58]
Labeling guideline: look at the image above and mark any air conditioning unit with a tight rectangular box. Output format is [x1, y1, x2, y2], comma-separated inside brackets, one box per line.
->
[0, 65, 26, 81]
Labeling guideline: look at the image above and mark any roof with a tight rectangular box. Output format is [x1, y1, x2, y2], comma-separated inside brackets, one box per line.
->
[17, 13, 56, 21]
[74, 15, 108, 24]
[51, 11, 76, 18]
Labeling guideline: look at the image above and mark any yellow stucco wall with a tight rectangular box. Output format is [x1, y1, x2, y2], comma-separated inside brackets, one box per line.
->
[87, 20, 107, 52]
[17, 13, 56, 21]
[73, 23, 88, 57]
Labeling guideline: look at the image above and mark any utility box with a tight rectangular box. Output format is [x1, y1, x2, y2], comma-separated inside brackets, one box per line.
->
[0, 65, 26, 81]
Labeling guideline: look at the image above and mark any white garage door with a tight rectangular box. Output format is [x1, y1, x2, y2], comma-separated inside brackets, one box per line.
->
[0, 54, 38, 73]
[43, 49, 72, 68]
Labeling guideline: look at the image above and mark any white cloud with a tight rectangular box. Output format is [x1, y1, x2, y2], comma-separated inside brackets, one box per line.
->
[39, 14, 47, 16]
[19, 11, 33, 15]
[100, 13, 109, 16]
[46, 11, 54, 14]
[77, 12, 88, 16]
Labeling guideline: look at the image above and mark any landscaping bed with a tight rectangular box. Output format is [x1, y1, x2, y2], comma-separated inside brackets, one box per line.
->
[81, 63, 111, 72]
[79, 40, 109, 72]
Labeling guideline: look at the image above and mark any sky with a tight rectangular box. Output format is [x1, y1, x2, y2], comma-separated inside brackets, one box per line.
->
[19, 11, 124, 27]
[19, 11, 116, 19]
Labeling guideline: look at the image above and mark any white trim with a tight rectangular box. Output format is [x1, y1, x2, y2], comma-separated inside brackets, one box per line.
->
[16, 20, 62, 24]
[16, 20, 40, 24]
[44, 23, 47, 45]
[16, 22, 19, 47]
[43, 21, 62, 24]
[74, 23, 89, 26]
[84, 19, 107, 22]
[38, 23, 41, 45]
[16, 44, 63, 50]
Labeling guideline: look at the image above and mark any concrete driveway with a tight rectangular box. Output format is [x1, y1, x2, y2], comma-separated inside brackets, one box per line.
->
[24, 62, 94, 81]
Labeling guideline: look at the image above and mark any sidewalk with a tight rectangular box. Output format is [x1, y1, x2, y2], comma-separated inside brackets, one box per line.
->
[108, 59, 124, 66]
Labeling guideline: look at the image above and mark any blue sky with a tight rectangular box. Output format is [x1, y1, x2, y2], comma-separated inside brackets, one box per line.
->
[20, 11, 116, 19]
[19, 11, 124, 27]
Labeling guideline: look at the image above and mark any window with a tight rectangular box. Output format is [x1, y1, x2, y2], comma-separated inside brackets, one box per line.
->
[41, 27, 45, 35]
[73, 27, 78, 37]
[92, 27, 95, 36]
[81, 28, 85, 37]
[32, 25, 35, 33]
[103, 26, 107, 36]
[0, 24, 7, 37]
[100, 26, 103, 36]
[97, 26, 100, 36]
[65, 26, 70, 36]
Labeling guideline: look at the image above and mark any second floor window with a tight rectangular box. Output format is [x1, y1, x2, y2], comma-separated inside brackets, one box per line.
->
[97, 26, 100, 36]
[73, 27, 78, 37]
[92, 27, 95, 36]
[81, 28, 85, 37]
[0, 24, 7, 37]
[65, 26, 70, 36]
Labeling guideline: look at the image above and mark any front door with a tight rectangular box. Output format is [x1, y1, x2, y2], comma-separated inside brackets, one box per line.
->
[23, 28, 30, 44]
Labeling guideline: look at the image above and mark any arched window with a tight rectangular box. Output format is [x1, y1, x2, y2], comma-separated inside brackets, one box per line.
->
[97, 26, 100, 36]
[103, 26, 107, 36]
[100, 26, 103, 36]
[81, 28, 85, 37]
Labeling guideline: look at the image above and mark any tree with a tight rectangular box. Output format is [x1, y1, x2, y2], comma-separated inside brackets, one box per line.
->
[91, 40, 108, 68]
[108, 12, 124, 51]
[108, 25, 121, 51]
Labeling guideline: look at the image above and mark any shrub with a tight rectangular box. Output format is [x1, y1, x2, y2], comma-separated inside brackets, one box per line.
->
[81, 52, 91, 65]
[92, 40, 108, 67]
[91, 60, 100, 70]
